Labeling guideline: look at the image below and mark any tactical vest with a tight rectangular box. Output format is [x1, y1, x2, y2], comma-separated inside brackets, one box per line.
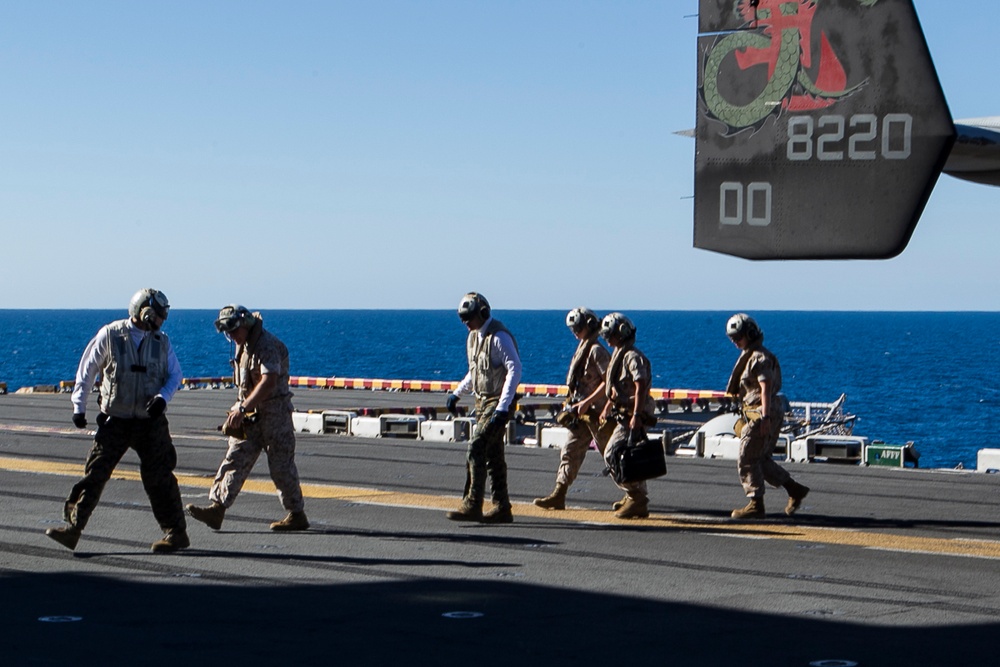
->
[466, 318, 518, 398]
[605, 344, 656, 420]
[99, 319, 170, 419]
[566, 335, 608, 400]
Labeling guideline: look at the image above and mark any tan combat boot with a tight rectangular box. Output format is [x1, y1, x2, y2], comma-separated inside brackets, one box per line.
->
[534, 483, 568, 510]
[45, 525, 82, 551]
[612, 494, 629, 511]
[151, 529, 190, 553]
[270, 511, 310, 531]
[480, 505, 514, 524]
[446, 501, 483, 522]
[784, 480, 810, 516]
[186, 502, 226, 530]
[731, 497, 765, 519]
[614, 497, 650, 519]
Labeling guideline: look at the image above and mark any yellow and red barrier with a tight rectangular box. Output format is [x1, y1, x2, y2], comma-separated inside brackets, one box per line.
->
[45, 375, 732, 404]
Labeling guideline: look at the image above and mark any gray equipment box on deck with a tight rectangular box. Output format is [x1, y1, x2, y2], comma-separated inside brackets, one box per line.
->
[420, 418, 473, 442]
[789, 435, 868, 463]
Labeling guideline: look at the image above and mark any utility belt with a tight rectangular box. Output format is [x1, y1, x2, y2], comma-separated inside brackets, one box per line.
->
[735, 407, 779, 438]
[555, 401, 600, 429]
[610, 404, 657, 428]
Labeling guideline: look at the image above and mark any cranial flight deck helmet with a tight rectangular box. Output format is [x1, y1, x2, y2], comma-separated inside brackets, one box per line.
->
[726, 313, 763, 343]
[600, 312, 636, 342]
[128, 289, 170, 328]
[458, 292, 491, 323]
[566, 307, 600, 334]
[215, 304, 257, 333]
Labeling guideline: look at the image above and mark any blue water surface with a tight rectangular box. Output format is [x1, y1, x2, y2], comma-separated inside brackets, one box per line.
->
[1, 309, 998, 469]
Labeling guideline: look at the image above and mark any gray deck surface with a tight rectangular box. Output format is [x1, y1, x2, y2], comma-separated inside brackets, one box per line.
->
[2, 388, 999, 666]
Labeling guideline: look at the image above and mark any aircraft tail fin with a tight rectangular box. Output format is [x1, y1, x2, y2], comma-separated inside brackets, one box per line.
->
[694, 0, 955, 259]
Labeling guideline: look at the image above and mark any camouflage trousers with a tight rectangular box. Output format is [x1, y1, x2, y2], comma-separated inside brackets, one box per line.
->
[603, 423, 649, 501]
[64, 414, 186, 532]
[460, 397, 510, 510]
[209, 409, 305, 513]
[556, 415, 615, 487]
[738, 412, 790, 498]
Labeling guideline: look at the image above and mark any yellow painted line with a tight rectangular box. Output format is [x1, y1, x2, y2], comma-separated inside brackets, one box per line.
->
[4, 455, 1000, 560]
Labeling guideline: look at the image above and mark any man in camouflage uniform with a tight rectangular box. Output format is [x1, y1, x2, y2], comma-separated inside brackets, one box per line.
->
[45, 288, 189, 553]
[445, 292, 522, 524]
[725, 313, 809, 519]
[534, 308, 615, 510]
[598, 312, 657, 519]
[187, 305, 308, 532]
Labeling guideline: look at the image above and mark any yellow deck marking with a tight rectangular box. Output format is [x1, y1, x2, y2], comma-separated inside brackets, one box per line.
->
[5, 454, 1000, 560]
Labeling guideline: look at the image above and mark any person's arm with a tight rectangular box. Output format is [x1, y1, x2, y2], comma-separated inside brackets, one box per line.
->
[156, 343, 183, 404]
[628, 376, 651, 431]
[71, 327, 110, 416]
[758, 377, 772, 435]
[453, 372, 473, 398]
[576, 382, 606, 417]
[494, 332, 521, 413]
[225, 373, 278, 431]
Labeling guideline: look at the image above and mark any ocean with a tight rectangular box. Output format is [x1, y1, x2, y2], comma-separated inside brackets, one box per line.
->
[2, 309, 998, 470]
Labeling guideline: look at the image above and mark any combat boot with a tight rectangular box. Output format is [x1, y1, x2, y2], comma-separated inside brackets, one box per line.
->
[45, 525, 81, 551]
[784, 480, 810, 516]
[62, 500, 77, 524]
[480, 505, 514, 524]
[186, 502, 226, 530]
[614, 497, 649, 519]
[731, 497, 765, 519]
[151, 530, 190, 553]
[533, 483, 568, 510]
[445, 502, 483, 522]
[612, 494, 629, 511]
[270, 511, 309, 531]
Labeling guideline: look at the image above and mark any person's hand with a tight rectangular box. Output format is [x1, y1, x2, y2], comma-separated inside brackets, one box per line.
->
[225, 408, 245, 431]
[488, 410, 510, 435]
[445, 394, 460, 416]
[145, 396, 166, 418]
[72, 413, 87, 429]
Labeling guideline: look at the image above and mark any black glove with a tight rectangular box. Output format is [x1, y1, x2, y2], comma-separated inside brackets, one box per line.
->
[72, 413, 87, 429]
[488, 410, 510, 434]
[445, 394, 460, 416]
[145, 396, 166, 418]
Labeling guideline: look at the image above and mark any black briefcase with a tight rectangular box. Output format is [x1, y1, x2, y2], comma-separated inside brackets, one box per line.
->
[608, 435, 667, 485]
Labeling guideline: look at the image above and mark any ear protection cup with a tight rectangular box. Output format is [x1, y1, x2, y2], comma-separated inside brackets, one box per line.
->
[129, 289, 169, 327]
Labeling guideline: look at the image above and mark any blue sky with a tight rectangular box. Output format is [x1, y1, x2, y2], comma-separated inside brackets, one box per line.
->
[2, 0, 998, 311]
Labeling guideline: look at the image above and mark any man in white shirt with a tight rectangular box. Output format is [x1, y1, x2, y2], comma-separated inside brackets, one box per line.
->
[445, 292, 521, 524]
[45, 288, 189, 553]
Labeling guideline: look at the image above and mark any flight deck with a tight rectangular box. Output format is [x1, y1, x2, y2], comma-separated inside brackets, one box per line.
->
[2, 388, 1000, 666]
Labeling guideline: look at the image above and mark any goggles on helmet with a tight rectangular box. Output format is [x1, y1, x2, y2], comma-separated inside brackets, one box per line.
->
[215, 305, 251, 334]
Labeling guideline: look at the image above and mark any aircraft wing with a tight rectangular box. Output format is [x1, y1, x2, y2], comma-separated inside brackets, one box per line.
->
[694, 0, 955, 260]
[945, 117, 1000, 186]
